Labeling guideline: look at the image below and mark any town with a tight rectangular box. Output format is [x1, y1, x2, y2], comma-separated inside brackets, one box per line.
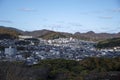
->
[0, 35, 120, 65]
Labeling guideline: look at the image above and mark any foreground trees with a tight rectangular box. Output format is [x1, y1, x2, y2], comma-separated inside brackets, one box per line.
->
[0, 57, 120, 80]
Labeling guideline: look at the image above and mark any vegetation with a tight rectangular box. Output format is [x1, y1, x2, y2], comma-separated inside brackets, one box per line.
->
[33, 57, 120, 80]
[39, 31, 69, 40]
[95, 38, 120, 48]
[74, 35, 90, 41]
[0, 27, 21, 39]
[0, 57, 119, 80]
[38, 30, 91, 40]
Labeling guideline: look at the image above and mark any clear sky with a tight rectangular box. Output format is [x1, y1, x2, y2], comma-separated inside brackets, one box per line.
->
[0, 0, 120, 33]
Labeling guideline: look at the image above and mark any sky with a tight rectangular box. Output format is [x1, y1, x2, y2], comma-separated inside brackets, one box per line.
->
[0, 0, 120, 33]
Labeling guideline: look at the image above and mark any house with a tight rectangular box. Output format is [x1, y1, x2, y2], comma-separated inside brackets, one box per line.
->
[5, 46, 17, 56]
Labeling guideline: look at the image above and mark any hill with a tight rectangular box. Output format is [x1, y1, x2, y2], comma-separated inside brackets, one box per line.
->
[0, 58, 120, 80]
[24, 30, 120, 41]
[39, 31, 66, 39]
[0, 26, 21, 39]
[23, 29, 51, 37]
[1, 26, 120, 41]
[74, 31, 120, 41]
[38, 30, 74, 40]
[95, 38, 120, 48]
[23, 29, 74, 39]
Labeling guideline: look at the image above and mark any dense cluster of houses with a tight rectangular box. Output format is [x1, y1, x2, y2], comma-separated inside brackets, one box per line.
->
[0, 35, 120, 65]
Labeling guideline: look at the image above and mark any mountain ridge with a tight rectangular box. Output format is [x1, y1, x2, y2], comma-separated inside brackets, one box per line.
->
[0, 26, 120, 41]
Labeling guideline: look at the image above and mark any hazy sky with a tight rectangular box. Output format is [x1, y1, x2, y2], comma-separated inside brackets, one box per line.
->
[0, 0, 120, 33]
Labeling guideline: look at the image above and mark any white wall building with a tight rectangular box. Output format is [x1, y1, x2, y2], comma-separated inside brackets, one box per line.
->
[19, 35, 33, 40]
[5, 46, 17, 56]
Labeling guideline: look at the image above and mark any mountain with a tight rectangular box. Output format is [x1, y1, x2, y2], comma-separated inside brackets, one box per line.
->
[0, 26, 22, 39]
[24, 30, 120, 41]
[38, 31, 73, 40]
[23, 29, 74, 39]
[0, 26, 23, 33]
[95, 38, 120, 48]
[23, 29, 55, 37]
[74, 31, 120, 41]
[0, 26, 120, 41]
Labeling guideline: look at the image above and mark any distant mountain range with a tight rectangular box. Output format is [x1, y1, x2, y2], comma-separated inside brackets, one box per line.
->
[0, 26, 120, 41]
[74, 31, 120, 41]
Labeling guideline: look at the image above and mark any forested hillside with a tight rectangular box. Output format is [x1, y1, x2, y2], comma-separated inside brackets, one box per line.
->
[0, 26, 21, 39]
[96, 38, 120, 48]
[0, 58, 120, 80]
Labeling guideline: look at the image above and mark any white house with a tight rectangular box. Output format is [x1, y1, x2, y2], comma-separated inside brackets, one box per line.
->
[5, 46, 17, 56]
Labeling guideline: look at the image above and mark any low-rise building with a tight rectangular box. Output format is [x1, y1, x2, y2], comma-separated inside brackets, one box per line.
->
[5, 46, 17, 56]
